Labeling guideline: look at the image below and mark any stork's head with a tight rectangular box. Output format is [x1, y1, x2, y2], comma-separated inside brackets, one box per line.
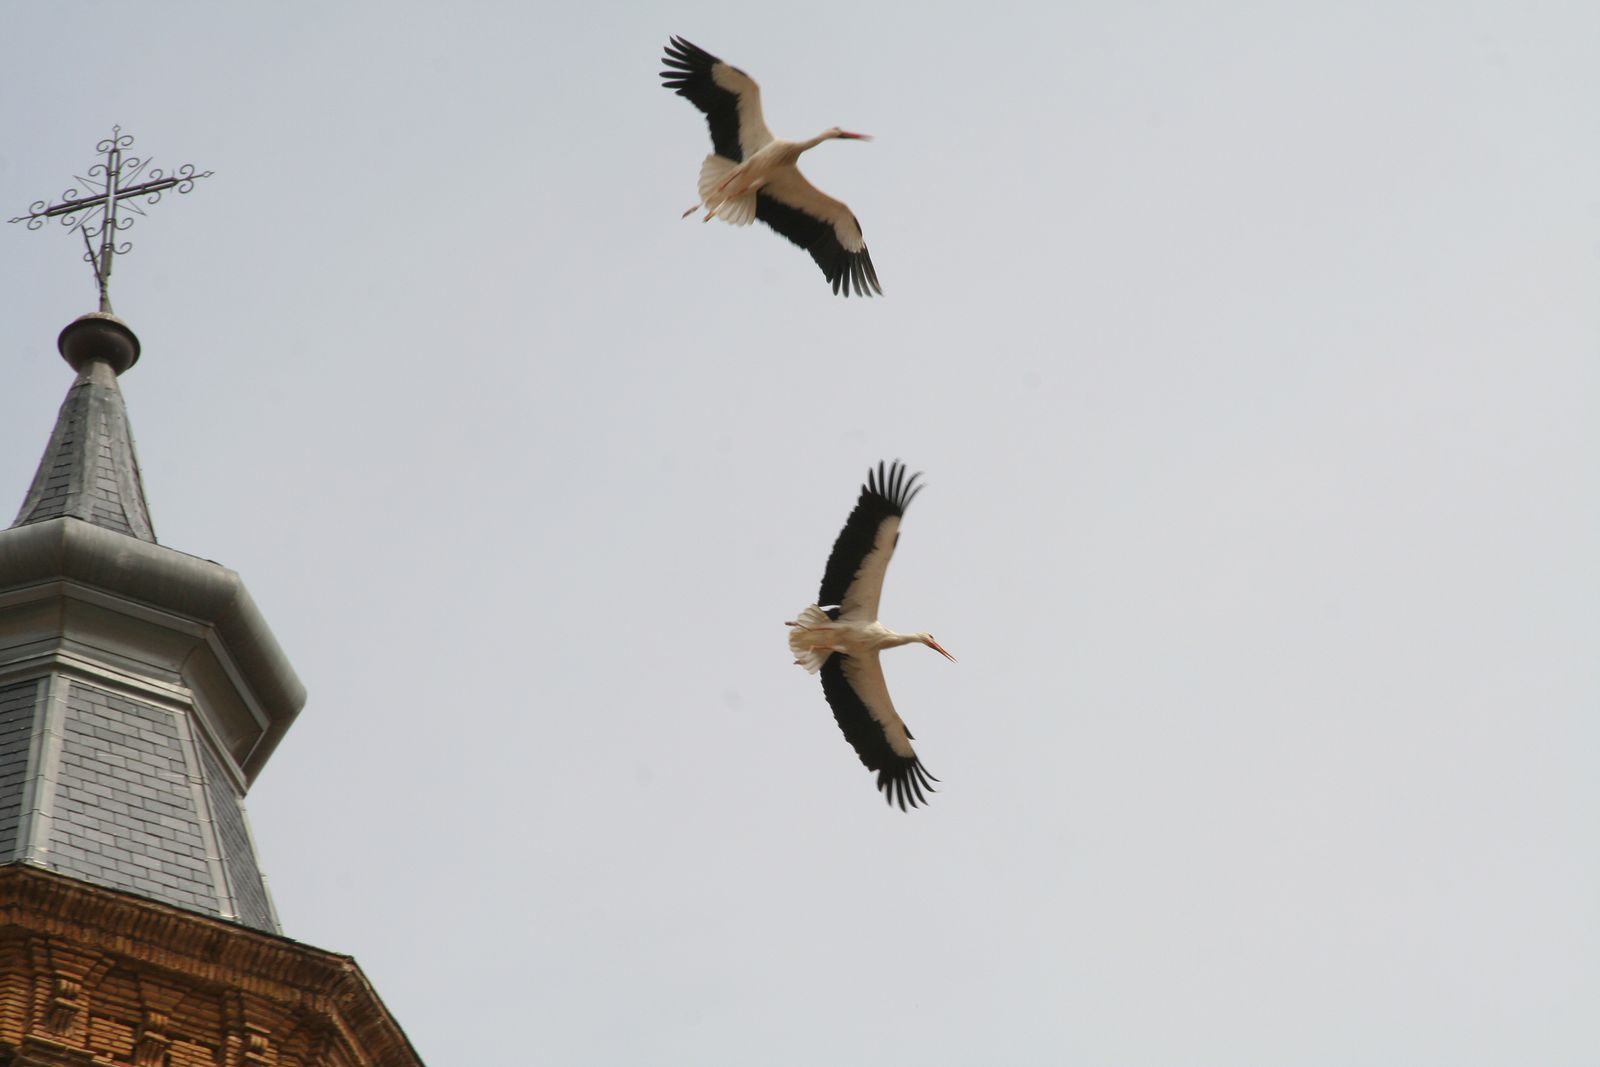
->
[828, 127, 873, 142]
[918, 634, 956, 662]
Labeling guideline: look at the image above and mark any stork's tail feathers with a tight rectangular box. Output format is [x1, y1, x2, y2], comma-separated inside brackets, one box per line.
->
[697, 155, 757, 226]
[786, 605, 835, 673]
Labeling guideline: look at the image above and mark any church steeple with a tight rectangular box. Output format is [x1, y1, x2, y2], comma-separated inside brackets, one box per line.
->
[11, 312, 155, 540]
[0, 313, 300, 931]
[1, 129, 422, 1067]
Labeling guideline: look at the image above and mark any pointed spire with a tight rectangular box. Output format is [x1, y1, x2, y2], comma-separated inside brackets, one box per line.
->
[11, 313, 156, 542]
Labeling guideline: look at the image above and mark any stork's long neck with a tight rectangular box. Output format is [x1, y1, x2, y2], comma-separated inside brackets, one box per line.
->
[877, 629, 925, 650]
[798, 130, 835, 153]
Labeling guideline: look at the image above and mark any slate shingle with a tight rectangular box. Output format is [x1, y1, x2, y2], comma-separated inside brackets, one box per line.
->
[0, 682, 38, 858]
[10, 360, 156, 541]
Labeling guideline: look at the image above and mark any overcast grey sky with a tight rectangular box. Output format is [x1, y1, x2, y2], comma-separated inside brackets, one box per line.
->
[2, 2, 1597, 1064]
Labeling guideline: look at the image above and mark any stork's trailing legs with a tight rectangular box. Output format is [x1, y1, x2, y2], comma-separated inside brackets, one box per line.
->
[695, 169, 764, 223]
[677, 201, 721, 222]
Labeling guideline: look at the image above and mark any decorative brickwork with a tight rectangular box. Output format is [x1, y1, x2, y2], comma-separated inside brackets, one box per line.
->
[0, 866, 420, 1067]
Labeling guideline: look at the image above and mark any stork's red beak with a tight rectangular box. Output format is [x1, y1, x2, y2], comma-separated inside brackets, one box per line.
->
[926, 638, 956, 662]
[838, 130, 873, 141]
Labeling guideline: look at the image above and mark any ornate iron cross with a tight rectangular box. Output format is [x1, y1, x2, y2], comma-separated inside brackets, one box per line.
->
[8, 126, 212, 313]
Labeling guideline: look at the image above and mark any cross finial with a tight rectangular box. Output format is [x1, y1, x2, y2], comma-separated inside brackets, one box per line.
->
[8, 126, 212, 314]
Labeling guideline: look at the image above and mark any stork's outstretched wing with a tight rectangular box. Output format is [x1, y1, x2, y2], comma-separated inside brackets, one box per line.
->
[817, 461, 921, 619]
[660, 37, 774, 162]
[757, 169, 881, 297]
[820, 651, 938, 811]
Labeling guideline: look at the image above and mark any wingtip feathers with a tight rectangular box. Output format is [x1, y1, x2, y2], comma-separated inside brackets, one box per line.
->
[878, 757, 938, 811]
[864, 459, 923, 514]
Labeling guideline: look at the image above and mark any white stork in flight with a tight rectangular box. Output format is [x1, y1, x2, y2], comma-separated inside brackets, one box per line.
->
[661, 36, 883, 297]
[787, 461, 955, 810]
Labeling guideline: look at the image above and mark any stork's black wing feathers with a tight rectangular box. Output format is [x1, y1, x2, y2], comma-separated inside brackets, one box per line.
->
[819, 654, 939, 811]
[660, 36, 746, 162]
[755, 194, 883, 297]
[817, 460, 922, 608]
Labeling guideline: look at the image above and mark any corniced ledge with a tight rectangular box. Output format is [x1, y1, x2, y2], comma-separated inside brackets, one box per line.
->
[0, 517, 305, 780]
[0, 865, 423, 1067]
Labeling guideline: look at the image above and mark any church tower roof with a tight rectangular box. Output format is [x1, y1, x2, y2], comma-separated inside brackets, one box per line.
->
[11, 312, 155, 540]
[0, 313, 304, 931]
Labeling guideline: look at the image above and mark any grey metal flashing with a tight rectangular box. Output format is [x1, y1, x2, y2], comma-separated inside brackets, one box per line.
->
[0, 648, 200, 719]
[12, 358, 156, 541]
[0, 680, 40, 858]
[14, 672, 67, 868]
[0, 517, 304, 782]
[196, 736, 278, 931]
[229, 777, 281, 929]
[168, 699, 237, 923]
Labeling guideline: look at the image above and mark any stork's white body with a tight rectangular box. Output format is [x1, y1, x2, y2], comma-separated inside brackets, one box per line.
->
[694, 134, 838, 226]
[787, 607, 930, 673]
